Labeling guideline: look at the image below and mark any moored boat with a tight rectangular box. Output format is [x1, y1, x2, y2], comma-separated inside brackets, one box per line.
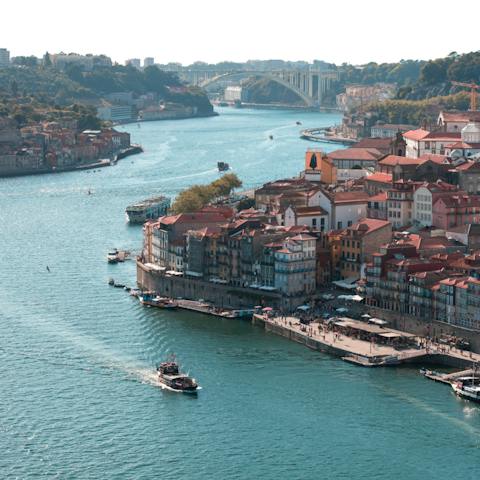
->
[217, 161, 229, 172]
[125, 195, 171, 224]
[157, 358, 198, 393]
[139, 293, 178, 309]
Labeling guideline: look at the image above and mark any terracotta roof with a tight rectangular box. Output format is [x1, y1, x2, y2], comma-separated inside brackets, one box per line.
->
[455, 161, 480, 171]
[365, 172, 393, 183]
[369, 192, 388, 202]
[440, 111, 480, 123]
[348, 218, 391, 235]
[418, 153, 449, 164]
[290, 233, 317, 241]
[327, 147, 384, 161]
[353, 138, 393, 149]
[424, 131, 461, 141]
[378, 155, 421, 166]
[333, 191, 370, 204]
[403, 129, 430, 141]
[292, 206, 328, 216]
[435, 194, 480, 208]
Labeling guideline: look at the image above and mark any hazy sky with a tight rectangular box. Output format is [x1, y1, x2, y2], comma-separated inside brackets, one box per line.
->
[3, 0, 478, 65]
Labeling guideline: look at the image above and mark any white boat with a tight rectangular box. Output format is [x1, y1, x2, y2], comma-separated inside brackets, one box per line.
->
[125, 195, 171, 224]
[452, 376, 480, 403]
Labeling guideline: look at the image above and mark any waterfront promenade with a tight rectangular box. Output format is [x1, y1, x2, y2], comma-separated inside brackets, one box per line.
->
[255, 314, 480, 368]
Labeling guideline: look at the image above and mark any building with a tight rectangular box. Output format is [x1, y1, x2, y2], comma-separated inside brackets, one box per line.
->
[284, 205, 329, 231]
[403, 129, 461, 158]
[354, 135, 407, 156]
[370, 123, 417, 138]
[126, 58, 141, 69]
[364, 172, 392, 195]
[303, 150, 336, 184]
[144, 57, 155, 67]
[317, 189, 370, 230]
[432, 195, 480, 229]
[97, 105, 135, 123]
[224, 86, 242, 102]
[326, 147, 384, 170]
[336, 83, 396, 112]
[367, 192, 388, 220]
[445, 120, 480, 158]
[338, 218, 392, 280]
[274, 234, 317, 296]
[437, 110, 480, 133]
[0, 48, 10, 67]
[49, 53, 112, 71]
[446, 224, 480, 251]
[412, 181, 460, 227]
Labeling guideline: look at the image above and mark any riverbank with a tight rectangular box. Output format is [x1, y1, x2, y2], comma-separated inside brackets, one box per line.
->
[253, 313, 480, 369]
[0, 144, 143, 178]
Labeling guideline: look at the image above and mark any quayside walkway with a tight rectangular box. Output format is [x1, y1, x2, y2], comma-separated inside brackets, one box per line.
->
[253, 314, 480, 368]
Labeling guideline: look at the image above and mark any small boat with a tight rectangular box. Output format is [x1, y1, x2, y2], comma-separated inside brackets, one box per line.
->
[139, 293, 178, 309]
[157, 357, 198, 393]
[296, 121, 302, 125]
[269, 135, 273, 140]
[217, 161, 229, 172]
[108, 278, 115, 286]
[107, 249, 120, 263]
[452, 376, 480, 403]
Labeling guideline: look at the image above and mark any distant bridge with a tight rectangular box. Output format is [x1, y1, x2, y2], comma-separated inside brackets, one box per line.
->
[176, 69, 339, 107]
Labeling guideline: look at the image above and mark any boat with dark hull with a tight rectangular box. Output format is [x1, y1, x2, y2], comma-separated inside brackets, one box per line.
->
[139, 293, 178, 309]
[157, 359, 198, 393]
[217, 161, 230, 172]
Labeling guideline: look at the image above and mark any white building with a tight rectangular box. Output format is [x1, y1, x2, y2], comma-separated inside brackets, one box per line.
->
[97, 105, 134, 122]
[224, 86, 242, 102]
[403, 128, 461, 158]
[144, 57, 155, 67]
[274, 234, 316, 296]
[284, 205, 329, 231]
[317, 189, 369, 230]
[0, 48, 10, 67]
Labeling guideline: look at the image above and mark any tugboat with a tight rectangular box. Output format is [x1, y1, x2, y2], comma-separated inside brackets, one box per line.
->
[157, 357, 198, 393]
[217, 161, 230, 172]
[139, 293, 178, 309]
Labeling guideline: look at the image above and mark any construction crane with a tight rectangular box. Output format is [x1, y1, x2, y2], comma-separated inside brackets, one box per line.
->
[451, 81, 480, 111]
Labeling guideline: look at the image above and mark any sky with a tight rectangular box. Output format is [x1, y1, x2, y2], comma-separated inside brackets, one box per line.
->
[2, 0, 479, 65]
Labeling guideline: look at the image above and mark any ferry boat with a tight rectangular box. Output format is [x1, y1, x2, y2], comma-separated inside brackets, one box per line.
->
[157, 358, 198, 393]
[125, 195, 171, 224]
[452, 376, 480, 403]
[107, 249, 120, 263]
[217, 161, 229, 172]
[139, 293, 178, 309]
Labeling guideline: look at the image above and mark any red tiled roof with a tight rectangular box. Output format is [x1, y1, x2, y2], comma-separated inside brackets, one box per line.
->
[369, 192, 388, 202]
[418, 153, 449, 164]
[293, 206, 328, 216]
[353, 138, 393, 149]
[403, 129, 430, 141]
[348, 217, 391, 234]
[333, 191, 370, 204]
[365, 172, 393, 183]
[440, 111, 480, 123]
[327, 147, 383, 161]
[424, 132, 461, 141]
[378, 155, 421, 166]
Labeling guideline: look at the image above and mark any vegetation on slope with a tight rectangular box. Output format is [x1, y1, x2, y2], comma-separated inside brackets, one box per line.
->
[172, 174, 242, 214]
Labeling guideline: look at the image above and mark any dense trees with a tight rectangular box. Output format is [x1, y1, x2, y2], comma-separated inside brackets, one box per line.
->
[172, 174, 242, 214]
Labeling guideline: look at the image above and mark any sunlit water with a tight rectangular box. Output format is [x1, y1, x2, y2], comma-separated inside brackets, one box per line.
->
[1, 108, 479, 479]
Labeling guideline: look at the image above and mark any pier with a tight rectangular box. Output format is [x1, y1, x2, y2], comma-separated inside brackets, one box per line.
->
[253, 314, 480, 369]
[177, 299, 253, 319]
[300, 127, 356, 145]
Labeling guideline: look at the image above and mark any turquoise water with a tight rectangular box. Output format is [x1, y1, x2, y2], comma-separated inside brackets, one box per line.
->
[1, 107, 479, 479]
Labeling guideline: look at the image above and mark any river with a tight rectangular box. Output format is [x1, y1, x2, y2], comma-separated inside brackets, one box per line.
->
[0, 107, 479, 479]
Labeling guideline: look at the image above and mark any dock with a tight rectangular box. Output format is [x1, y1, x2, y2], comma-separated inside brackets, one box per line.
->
[253, 314, 480, 368]
[423, 369, 475, 386]
[177, 299, 253, 319]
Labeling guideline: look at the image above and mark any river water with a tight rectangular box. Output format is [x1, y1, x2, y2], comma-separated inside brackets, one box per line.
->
[1, 107, 479, 479]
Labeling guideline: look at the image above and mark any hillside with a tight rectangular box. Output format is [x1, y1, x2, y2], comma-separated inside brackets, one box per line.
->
[0, 64, 214, 115]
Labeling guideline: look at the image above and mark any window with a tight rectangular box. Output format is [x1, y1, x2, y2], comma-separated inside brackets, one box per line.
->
[347, 220, 352, 227]
[337, 221, 343, 229]
[312, 218, 317, 227]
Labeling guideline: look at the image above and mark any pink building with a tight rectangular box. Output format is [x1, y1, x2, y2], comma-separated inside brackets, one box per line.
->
[432, 194, 480, 229]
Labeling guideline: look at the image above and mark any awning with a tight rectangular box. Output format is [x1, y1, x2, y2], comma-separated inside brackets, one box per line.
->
[296, 305, 310, 311]
[262, 307, 273, 312]
[337, 294, 364, 302]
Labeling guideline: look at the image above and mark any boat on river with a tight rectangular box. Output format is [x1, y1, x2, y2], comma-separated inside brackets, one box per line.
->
[139, 293, 178, 309]
[452, 376, 480, 403]
[157, 358, 198, 393]
[217, 161, 229, 172]
[125, 195, 171, 224]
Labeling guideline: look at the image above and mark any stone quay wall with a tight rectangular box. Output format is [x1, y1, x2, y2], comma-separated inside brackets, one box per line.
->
[137, 261, 286, 309]
[368, 307, 480, 354]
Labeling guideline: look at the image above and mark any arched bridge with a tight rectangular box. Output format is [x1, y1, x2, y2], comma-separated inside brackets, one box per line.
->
[182, 69, 339, 107]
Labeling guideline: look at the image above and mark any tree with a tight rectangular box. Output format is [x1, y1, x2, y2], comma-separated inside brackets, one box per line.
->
[43, 52, 52, 67]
